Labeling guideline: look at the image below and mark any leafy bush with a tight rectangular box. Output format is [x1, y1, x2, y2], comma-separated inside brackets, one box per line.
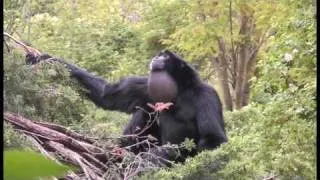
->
[4, 150, 72, 180]
[4, 51, 88, 125]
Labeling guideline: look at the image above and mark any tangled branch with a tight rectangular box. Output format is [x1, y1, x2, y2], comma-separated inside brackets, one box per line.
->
[4, 110, 176, 180]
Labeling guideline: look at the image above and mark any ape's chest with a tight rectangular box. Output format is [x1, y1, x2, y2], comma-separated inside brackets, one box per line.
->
[158, 101, 196, 123]
[157, 104, 198, 145]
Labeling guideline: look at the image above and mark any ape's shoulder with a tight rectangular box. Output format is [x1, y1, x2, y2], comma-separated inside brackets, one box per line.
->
[196, 82, 218, 94]
[195, 83, 222, 105]
[117, 76, 148, 87]
[120, 76, 148, 83]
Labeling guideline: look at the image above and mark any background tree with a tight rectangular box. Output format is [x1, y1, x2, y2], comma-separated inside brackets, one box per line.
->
[142, 0, 287, 110]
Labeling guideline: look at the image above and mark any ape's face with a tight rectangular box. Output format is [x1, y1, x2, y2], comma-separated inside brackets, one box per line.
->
[149, 52, 168, 71]
[148, 50, 199, 101]
[149, 50, 186, 73]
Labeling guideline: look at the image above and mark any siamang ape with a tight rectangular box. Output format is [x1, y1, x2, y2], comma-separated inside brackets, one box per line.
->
[26, 50, 227, 165]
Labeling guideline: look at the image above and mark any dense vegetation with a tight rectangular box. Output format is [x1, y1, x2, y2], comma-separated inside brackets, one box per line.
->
[4, 0, 316, 179]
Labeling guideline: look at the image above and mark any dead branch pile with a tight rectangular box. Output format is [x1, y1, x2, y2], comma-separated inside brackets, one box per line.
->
[4, 112, 167, 180]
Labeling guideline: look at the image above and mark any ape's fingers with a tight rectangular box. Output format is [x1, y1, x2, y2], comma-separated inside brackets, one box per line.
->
[26, 53, 39, 65]
[26, 53, 53, 65]
[155, 102, 173, 112]
[148, 102, 174, 112]
[147, 103, 156, 109]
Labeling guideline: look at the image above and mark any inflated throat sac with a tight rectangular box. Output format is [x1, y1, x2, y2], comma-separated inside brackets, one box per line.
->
[148, 71, 178, 102]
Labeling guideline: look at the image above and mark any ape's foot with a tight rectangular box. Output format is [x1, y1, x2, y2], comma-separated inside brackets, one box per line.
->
[147, 102, 174, 112]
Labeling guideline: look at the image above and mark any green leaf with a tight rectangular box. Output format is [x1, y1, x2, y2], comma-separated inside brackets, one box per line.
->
[4, 150, 71, 180]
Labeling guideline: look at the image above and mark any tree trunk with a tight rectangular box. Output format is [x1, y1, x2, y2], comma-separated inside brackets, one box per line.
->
[234, 14, 252, 110]
[234, 44, 246, 109]
[213, 38, 234, 111]
[213, 56, 233, 111]
[241, 81, 250, 106]
[211, 10, 265, 111]
[242, 45, 259, 106]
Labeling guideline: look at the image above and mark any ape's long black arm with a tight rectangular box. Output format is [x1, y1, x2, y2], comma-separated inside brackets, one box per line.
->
[26, 54, 151, 113]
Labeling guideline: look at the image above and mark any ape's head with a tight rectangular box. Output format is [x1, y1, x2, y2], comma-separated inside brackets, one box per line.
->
[148, 50, 200, 102]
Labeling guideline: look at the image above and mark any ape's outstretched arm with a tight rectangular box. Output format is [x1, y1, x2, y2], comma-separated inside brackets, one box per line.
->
[26, 53, 151, 113]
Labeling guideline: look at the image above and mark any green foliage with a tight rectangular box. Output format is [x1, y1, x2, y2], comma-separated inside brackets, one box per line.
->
[4, 150, 72, 180]
[3, 50, 130, 148]
[26, 6, 149, 79]
[71, 108, 130, 138]
[4, 51, 88, 125]
[252, 0, 316, 103]
[181, 138, 197, 152]
[4, 122, 31, 149]
[140, 91, 315, 179]
[139, 149, 230, 180]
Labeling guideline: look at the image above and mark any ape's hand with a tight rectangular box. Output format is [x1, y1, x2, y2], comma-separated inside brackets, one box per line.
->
[147, 102, 174, 112]
[26, 53, 52, 65]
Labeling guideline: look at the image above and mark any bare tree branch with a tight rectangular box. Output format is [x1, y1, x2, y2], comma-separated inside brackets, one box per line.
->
[4, 111, 178, 179]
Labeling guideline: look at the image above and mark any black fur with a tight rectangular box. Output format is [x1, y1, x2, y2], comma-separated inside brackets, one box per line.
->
[27, 50, 227, 164]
